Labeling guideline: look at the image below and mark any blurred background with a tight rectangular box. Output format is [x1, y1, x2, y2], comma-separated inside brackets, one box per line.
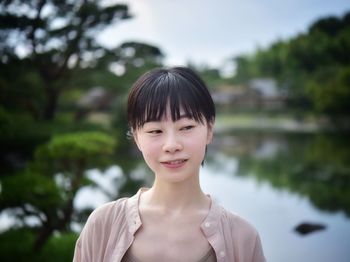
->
[1, 0, 350, 261]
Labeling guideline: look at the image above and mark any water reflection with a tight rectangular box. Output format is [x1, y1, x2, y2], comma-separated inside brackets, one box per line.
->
[210, 132, 350, 216]
[202, 131, 350, 262]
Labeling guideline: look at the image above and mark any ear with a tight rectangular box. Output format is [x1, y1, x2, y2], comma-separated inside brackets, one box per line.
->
[132, 130, 142, 151]
[206, 122, 214, 144]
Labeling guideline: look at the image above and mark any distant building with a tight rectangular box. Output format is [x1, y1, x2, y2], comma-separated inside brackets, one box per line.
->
[75, 87, 115, 121]
[77, 87, 111, 110]
[212, 78, 287, 110]
[248, 78, 287, 109]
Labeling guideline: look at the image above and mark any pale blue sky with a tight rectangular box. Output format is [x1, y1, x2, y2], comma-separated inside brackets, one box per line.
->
[99, 0, 350, 69]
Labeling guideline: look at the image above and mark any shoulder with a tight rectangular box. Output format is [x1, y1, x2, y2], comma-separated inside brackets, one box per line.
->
[79, 196, 131, 241]
[215, 205, 266, 261]
[73, 197, 134, 261]
[213, 203, 260, 248]
[87, 197, 129, 225]
[219, 206, 258, 237]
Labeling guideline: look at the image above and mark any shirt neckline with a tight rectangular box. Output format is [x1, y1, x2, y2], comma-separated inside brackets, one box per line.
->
[126, 187, 220, 235]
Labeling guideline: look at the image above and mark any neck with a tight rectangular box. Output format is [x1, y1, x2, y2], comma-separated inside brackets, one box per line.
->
[143, 174, 208, 212]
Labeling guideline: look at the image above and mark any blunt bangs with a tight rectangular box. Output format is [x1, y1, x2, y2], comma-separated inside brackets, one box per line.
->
[127, 67, 215, 130]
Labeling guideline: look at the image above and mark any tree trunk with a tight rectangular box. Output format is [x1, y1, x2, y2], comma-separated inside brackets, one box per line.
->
[43, 85, 59, 121]
[33, 162, 85, 251]
[33, 223, 54, 252]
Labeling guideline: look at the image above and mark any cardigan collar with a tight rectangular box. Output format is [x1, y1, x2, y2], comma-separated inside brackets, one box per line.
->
[125, 187, 222, 236]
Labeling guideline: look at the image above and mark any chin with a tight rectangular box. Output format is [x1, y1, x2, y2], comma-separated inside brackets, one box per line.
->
[156, 169, 198, 183]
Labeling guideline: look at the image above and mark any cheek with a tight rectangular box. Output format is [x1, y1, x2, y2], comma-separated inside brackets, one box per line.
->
[139, 141, 160, 159]
[185, 134, 208, 151]
[140, 142, 162, 172]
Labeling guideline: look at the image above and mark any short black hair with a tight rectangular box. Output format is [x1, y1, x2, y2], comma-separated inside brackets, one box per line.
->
[127, 67, 216, 131]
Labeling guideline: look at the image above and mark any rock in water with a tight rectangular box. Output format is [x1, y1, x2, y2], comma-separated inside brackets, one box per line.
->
[294, 222, 326, 235]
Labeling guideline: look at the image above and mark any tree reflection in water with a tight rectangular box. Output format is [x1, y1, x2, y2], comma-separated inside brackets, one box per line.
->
[210, 132, 350, 216]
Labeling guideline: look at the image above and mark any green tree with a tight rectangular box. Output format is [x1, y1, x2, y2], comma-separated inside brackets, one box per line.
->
[108, 41, 164, 91]
[0, 0, 131, 120]
[231, 11, 350, 114]
[306, 65, 350, 114]
[0, 131, 116, 251]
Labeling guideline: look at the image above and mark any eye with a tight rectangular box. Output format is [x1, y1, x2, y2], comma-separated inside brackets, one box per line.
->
[181, 125, 194, 131]
[147, 130, 162, 134]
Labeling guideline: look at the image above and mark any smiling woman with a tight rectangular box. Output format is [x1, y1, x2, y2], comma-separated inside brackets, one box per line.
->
[73, 67, 266, 262]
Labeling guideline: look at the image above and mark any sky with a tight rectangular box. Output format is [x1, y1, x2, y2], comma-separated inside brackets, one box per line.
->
[98, 0, 350, 71]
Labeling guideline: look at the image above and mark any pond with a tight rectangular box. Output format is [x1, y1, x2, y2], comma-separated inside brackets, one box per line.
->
[74, 130, 350, 262]
[203, 131, 350, 262]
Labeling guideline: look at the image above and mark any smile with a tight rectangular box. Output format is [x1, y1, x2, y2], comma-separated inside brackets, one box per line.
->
[161, 159, 187, 168]
[164, 159, 186, 164]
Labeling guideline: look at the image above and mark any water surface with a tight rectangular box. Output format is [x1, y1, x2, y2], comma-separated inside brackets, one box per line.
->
[202, 131, 350, 262]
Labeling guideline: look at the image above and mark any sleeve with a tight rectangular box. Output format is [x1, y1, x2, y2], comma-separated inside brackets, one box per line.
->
[72, 201, 120, 262]
[73, 237, 83, 262]
[73, 212, 97, 262]
[252, 233, 266, 262]
[225, 210, 266, 262]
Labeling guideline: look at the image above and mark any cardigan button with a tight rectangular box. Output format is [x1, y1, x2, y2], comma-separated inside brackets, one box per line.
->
[219, 251, 225, 257]
[204, 222, 210, 228]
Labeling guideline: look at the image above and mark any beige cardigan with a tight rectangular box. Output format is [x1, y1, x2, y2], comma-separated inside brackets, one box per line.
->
[73, 188, 266, 262]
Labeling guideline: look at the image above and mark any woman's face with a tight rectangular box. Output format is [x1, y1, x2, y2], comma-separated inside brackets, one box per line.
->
[133, 108, 213, 184]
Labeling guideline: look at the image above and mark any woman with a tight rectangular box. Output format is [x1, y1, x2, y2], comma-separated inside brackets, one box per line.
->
[73, 67, 265, 262]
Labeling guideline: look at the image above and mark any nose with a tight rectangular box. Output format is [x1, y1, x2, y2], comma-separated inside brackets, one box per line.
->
[162, 132, 183, 153]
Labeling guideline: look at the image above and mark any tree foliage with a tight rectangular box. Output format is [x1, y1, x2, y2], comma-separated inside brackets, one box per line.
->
[0, 0, 132, 120]
[0, 131, 116, 251]
[232, 11, 350, 114]
[72, 41, 164, 94]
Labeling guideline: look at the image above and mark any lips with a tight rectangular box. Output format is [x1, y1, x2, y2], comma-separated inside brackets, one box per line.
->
[161, 159, 187, 169]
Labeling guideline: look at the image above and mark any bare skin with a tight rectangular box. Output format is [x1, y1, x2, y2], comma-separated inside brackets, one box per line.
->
[128, 183, 212, 262]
